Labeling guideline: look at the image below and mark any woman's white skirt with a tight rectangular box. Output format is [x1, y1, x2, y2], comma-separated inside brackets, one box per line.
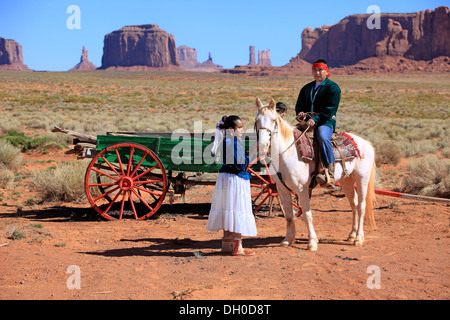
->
[206, 172, 257, 237]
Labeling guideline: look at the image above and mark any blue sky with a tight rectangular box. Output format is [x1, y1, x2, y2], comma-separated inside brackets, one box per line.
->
[0, 0, 446, 71]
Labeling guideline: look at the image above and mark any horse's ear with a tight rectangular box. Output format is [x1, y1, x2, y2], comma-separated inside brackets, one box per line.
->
[268, 98, 276, 111]
[256, 98, 263, 109]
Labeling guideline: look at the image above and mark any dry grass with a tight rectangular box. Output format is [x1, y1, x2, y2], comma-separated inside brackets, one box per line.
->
[30, 160, 91, 202]
[400, 156, 450, 198]
[0, 140, 22, 188]
[0, 70, 448, 198]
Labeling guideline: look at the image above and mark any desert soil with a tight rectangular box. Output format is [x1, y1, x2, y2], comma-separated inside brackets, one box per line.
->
[0, 149, 449, 301]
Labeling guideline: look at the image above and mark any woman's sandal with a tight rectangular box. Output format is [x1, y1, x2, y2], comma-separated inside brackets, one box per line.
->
[222, 238, 255, 256]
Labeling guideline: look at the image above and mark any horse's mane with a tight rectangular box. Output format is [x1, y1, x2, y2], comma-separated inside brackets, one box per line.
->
[258, 106, 294, 144]
[277, 114, 294, 144]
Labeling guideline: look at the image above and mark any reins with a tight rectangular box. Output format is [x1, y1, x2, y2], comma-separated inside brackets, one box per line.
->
[255, 113, 310, 157]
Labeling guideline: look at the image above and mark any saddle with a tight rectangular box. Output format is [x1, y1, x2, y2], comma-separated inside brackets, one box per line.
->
[293, 125, 361, 183]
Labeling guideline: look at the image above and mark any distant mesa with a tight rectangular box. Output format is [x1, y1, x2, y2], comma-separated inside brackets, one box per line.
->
[298, 6, 450, 67]
[99, 24, 182, 71]
[177, 46, 223, 72]
[224, 6, 450, 75]
[0, 37, 31, 71]
[68, 46, 97, 71]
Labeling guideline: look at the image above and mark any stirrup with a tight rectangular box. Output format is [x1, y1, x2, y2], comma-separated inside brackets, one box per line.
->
[316, 169, 335, 188]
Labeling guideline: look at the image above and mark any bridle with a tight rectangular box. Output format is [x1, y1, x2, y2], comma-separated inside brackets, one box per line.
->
[254, 112, 310, 157]
[254, 114, 278, 157]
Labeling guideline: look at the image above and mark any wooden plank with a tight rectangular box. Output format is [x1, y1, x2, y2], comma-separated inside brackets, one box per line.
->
[52, 126, 97, 144]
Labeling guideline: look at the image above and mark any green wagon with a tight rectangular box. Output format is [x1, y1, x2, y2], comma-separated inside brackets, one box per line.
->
[61, 130, 285, 220]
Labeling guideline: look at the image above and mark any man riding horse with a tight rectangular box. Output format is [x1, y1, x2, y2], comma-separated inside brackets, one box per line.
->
[295, 59, 341, 187]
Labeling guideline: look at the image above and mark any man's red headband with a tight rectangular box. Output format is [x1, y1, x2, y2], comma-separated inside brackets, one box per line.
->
[312, 63, 331, 77]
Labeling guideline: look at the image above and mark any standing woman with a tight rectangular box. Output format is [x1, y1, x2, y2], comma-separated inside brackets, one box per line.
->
[207, 115, 257, 256]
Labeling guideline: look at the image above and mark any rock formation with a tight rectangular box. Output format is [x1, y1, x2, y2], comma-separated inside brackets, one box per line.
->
[177, 45, 201, 69]
[99, 24, 181, 70]
[249, 46, 256, 65]
[177, 46, 223, 72]
[68, 46, 97, 71]
[197, 52, 224, 72]
[332, 55, 450, 74]
[258, 50, 271, 66]
[223, 6, 450, 75]
[298, 6, 450, 67]
[0, 37, 31, 71]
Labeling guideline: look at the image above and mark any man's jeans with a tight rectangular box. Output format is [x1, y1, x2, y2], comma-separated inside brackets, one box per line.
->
[316, 125, 334, 166]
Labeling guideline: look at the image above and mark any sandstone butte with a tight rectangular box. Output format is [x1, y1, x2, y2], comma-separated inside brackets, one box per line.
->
[224, 6, 450, 75]
[0, 37, 31, 71]
[99, 24, 182, 71]
[1, 6, 449, 75]
[177, 46, 223, 72]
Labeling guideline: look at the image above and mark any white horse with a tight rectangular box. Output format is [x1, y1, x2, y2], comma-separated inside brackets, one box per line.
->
[254, 98, 376, 251]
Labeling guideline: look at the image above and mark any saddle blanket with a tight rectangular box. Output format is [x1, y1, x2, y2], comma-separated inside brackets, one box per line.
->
[293, 129, 361, 162]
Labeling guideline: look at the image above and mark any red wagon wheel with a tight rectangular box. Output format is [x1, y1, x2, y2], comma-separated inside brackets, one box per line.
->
[248, 156, 278, 215]
[248, 155, 303, 217]
[85, 142, 168, 220]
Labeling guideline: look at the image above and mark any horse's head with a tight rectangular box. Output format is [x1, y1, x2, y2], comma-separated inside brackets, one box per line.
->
[255, 97, 278, 155]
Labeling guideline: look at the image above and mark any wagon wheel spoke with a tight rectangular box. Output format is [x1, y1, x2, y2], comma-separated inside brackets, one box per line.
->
[131, 188, 154, 212]
[85, 143, 168, 220]
[248, 156, 277, 215]
[134, 186, 163, 198]
[128, 191, 138, 219]
[92, 167, 120, 181]
[100, 154, 122, 177]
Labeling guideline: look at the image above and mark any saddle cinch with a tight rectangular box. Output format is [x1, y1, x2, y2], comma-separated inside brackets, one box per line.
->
[294, 122, 361, 183]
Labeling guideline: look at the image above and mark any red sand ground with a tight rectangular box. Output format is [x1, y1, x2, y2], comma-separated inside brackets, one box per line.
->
[0, 149, 448, 300]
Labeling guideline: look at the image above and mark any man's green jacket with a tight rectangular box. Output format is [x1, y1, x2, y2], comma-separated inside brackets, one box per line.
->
[294, 77, 341, 130]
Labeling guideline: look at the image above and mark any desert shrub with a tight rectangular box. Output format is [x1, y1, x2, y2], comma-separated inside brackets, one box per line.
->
[373, 140, 403, 165]
[0, 169, 15, 188]
[401, 139, 438, 157]
[31, 160, 91, 202]
[441, 147, 450, 158]
[2, 131, 52, 151]
[0, 118, 23, 134]
[0, 140, 22, 170]
[400, 156, 450, 198]
[2, 130, 67, 152]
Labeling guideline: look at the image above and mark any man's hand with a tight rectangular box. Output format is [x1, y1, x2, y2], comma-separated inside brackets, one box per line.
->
[296, 112, 306, 121]
[306, 119, 315, 128]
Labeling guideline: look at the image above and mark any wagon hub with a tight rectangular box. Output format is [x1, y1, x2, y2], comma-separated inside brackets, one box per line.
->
[119, 176, 134, 191]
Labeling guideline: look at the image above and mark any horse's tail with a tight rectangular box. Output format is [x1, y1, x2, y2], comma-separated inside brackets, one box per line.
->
[366, 160, 377, 230]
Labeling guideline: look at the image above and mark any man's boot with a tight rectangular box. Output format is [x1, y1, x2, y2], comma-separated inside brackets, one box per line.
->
[316, 162, 335, 187]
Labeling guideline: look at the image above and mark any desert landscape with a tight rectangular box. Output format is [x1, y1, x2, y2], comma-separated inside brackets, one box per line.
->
[0, 5, 449, 303]
[0, 70, 448, 302]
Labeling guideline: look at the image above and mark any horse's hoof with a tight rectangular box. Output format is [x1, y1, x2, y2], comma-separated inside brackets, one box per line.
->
[280, 241, 290, 247]
[308, 240, 318, 251]
[354, 236, 364, 247]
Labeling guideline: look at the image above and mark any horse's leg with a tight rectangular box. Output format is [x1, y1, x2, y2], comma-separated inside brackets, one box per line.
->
[278, 188, 296, 247]
[354, 178, 369, 247]
[339, 177, 358, 242]
[298, 188, 318, 251]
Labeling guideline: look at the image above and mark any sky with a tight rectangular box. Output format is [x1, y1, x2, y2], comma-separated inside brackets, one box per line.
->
[0, 0, 446, 71]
